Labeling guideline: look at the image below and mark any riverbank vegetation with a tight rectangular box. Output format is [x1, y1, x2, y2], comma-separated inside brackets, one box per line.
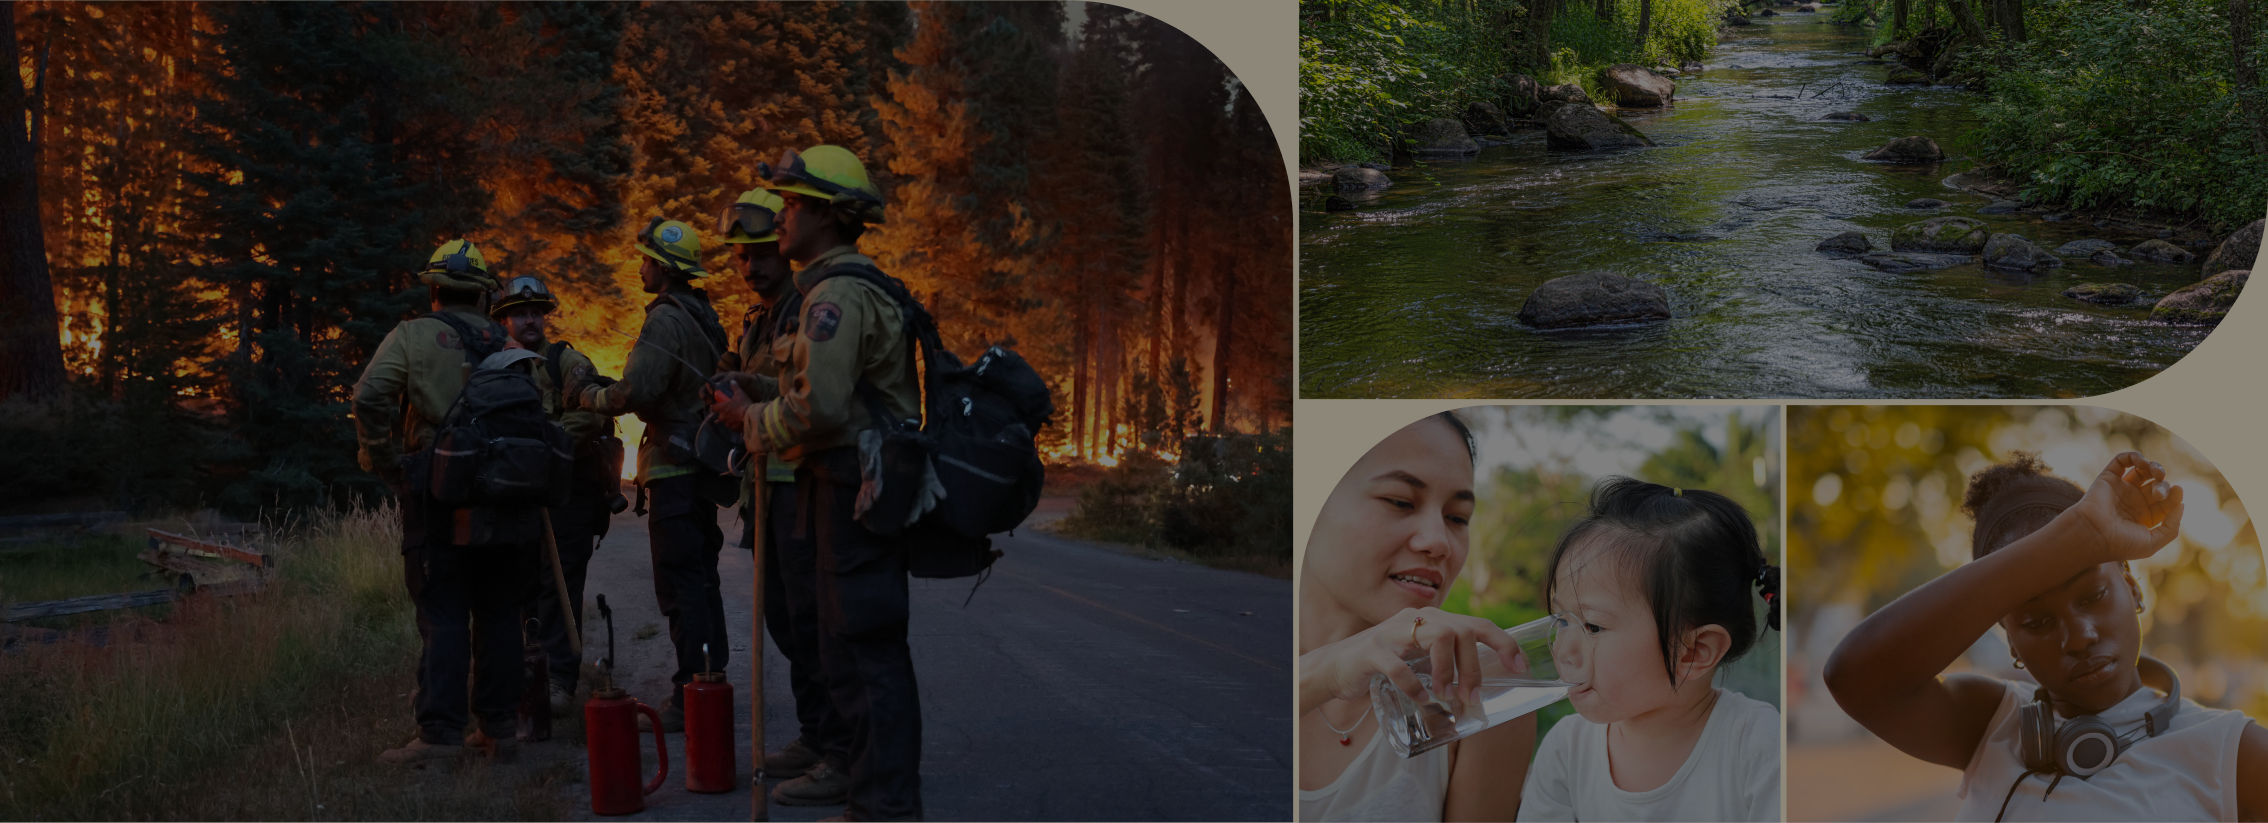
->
[1300, 0, 1728, 162]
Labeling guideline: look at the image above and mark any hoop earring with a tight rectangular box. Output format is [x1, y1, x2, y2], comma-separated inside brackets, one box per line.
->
[2012, 656, 2026, 670]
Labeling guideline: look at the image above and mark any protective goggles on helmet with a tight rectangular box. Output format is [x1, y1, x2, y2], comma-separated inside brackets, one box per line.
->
[716, 201, 778, 241]
[493, 276, 557, 311]
[637, 217, 702, 272]
[431, 240, 481, 274]
[757, 149, 882, 207]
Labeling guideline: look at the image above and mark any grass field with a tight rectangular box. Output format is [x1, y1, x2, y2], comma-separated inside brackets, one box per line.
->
[0, 504, 576, 821]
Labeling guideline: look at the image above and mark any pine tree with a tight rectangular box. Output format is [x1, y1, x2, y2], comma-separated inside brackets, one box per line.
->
[1, 1, 65, 400]
[187, 2, 487, 511]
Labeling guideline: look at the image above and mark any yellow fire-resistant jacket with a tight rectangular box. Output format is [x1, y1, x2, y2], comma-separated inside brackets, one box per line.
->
[580, 287, 727, 483]
[746, 246, 920, 465]
[352, 305, 508, 478]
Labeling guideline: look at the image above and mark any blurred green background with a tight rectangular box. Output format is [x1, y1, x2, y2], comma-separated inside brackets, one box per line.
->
[1449, 405, 1783, 744]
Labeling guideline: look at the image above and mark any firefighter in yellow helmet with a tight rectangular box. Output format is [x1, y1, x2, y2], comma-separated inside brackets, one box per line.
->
[489, 275, 622, 718]
[710, 145, 924, 818]
[569, 217, 734, 733]
[354, 239, 536, 768]
[710, 187, 855, 798]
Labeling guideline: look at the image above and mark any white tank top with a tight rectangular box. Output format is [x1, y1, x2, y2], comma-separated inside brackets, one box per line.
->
[1957, 677, 2253, 821]
[1298, 725, 1452, 822]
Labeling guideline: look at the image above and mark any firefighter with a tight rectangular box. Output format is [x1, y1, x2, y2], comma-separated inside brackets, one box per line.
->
[355, 239, 536, 768]
[711, 145, 922, 820]
[489, 275, 619, 716]
[569, 218, 733, 733]
[712, 188, 853, 798]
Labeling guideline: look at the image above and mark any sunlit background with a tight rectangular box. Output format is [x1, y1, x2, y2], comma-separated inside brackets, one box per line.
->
[1787, 405, 2263, 822]
[1449, 405, 1783, 744]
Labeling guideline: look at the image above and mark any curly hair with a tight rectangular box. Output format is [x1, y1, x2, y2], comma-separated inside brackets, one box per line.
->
[1962, 451, 2084, 560]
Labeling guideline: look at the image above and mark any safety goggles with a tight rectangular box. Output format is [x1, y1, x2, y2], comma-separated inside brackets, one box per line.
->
[756, 149, 881, 207]
[715, 201, 778, 240]
[498, 276, 554, 303]
[430, 240, 479, 274]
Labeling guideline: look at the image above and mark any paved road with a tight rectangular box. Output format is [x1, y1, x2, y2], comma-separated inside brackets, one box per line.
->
[563, 503, 1290, 821]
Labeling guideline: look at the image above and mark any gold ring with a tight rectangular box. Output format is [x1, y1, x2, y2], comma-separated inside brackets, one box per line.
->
[1411, 616, 1425, 646]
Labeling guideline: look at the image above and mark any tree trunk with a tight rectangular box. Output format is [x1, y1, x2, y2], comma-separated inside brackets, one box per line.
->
[0, 3, 67, 401]
[1894, 0, 1910, 37]
[1943, 0, 1989, 46]
[1525, 0, 1558, 72]
[1636, 0, 1652, 48]
[1207, 259, 1234, 433]
[2234, 0, 2268, 157]
[2001, 0, 2026, 41]
[1071, 297, 1090, 458]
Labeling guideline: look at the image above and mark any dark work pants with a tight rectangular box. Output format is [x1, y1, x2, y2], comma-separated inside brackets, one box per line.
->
[527, 486, 604, 691]
[646, 473, 726, 707]
[799, 450, 922, 820]
[406, 540, 537, 745]
[761, 481, 852, 769]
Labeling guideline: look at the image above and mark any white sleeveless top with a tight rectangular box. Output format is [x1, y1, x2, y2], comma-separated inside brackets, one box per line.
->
[1298, 724, 1452, 822]
[1957, 677, 2254, 821]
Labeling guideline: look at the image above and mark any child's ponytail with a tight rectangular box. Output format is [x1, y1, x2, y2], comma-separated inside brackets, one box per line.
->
[1756, 563, 1781, 632]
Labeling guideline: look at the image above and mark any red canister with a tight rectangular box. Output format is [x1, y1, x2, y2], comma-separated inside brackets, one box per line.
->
[683, 671, 737, 793]
[585, 687, 668, 815]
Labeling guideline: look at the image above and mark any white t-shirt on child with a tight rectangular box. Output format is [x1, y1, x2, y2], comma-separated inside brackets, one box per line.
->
[1518, 688, 1781, 822]
[1954, 678, 2252, 821]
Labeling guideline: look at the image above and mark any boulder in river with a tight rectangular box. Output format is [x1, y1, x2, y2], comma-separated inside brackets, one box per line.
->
[1885, 66, 1930, 85]
[1518, 272, 1673, 329]
[1322, 195, 1355, 212]
[1333, 166, 1392, 193]
[2063, 283, 2143, 305]
[1817, 231, 1872, 256]
[2202, 218, 2264, 275]
[1542, 83, 1593, 105]
[1499, 73, 1544, 118]
[1863, 136, 1944, 163]
[1797, 2, 1823, 10]
[2128, 239, 2195, 263]
[1545, 104, 1657, 151]
[1598, 64, 1677, 108]
[1757, 8, 1778, 16]
[1408, 117, 1479, 155]
[1906, 198, 1951, 209]
[1979, 200, 2022, 214]
[2054, 239, 2118, 256]
[1724, 8, 1751, 24]
[1537, 100, 1569, 122]
[2090, 250, 2135, 267]
[1857, 251, 1974, 273]
[1464, 101, 1514, 137]
[2151, 269, 2248, 325]
[1299, 170, 1332, 188]
[1820, 112, 1871, 121]
[1681, 60, 1705, 73]
[1891, 216, 1991, 254]
[1982, 233, 2064, 272]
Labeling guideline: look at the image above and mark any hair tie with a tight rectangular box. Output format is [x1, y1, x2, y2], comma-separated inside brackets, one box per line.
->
[1755, 563, 1781, 631]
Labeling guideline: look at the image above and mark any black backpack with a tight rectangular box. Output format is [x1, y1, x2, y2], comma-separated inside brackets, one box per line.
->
[818, 263, 1053, 580]
[419, 313, 574, 510]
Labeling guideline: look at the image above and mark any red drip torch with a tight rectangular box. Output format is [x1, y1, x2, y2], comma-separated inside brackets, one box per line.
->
[519, 617, 551, 743]
[684, 642, 736, 793]
[586, 594, 668, 816]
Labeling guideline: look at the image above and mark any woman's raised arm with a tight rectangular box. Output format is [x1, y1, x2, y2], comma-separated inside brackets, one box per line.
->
[1823, 453, 2182, 768]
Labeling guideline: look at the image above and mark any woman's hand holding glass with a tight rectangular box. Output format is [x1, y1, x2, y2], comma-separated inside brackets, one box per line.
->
[1306, 607, 1524, 708]
[2069, 451, 2186, 565]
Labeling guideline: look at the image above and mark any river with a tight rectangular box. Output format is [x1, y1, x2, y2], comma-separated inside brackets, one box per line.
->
[1298, 16, 2221, 399]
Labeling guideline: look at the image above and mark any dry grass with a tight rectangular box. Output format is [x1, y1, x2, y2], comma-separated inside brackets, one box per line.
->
[0, 503, 576, 821]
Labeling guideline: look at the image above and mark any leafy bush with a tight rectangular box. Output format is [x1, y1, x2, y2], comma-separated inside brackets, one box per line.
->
[1055, 430, 1292, 573]
[1963, 0, 2268, 228]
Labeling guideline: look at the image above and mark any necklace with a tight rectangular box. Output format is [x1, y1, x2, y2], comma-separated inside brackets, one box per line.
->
[1320, 702, 1366, 746]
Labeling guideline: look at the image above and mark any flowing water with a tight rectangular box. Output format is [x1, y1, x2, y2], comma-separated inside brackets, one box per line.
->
[1299, 17, 2223, 399]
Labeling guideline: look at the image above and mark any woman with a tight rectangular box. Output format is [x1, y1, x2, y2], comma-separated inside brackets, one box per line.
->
[1299, 411, 1536, 821]
[1825, 452, 2268, 821]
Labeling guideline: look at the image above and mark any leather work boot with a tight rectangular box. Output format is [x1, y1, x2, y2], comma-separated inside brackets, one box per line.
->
[549, 683, 575, 718]
[466, 728, 520, 764]
[762, 737, 822, 779]
[636, 700, 685, 734]
[772, 760, 851, 806]
[378, 735, 466, 771]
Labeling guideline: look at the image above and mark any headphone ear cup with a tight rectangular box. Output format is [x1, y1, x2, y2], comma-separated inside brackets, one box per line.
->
[2057, 716, 2120, 777]
[2019, 698, 2055, 772]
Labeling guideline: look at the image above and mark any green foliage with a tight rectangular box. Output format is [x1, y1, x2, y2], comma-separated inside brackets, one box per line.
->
[1961, 0, 2268, 228]
[0, 392, 224, 514]
[1057, 430, 1292, 573]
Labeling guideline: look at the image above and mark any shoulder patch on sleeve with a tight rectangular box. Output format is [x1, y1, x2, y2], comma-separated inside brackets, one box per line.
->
[436, 329, 461, 350]
[806, 303, 843, 342]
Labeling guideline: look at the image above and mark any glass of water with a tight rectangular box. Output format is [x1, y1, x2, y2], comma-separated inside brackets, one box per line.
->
[1369, 613, 1571, 758]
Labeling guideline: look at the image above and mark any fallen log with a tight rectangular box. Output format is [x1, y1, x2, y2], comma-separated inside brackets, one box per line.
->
[4, 589, 174, 623]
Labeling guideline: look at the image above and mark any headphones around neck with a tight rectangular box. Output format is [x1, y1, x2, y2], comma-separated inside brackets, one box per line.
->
[2018, 655, 2181, 779]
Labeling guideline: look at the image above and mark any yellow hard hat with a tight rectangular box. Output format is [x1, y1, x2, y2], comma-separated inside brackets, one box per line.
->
[489, 275, 559, 317]
[420, 239, 497, 290]
[758, 145, 885, 223]
[717, 189, 784, 245]
[635, 217, 707, 277]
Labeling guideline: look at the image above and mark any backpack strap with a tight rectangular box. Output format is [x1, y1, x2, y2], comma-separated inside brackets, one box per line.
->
[812, 262, 947, 429]
[419, 311, 508, 427]
[654, 291, 731, 366]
